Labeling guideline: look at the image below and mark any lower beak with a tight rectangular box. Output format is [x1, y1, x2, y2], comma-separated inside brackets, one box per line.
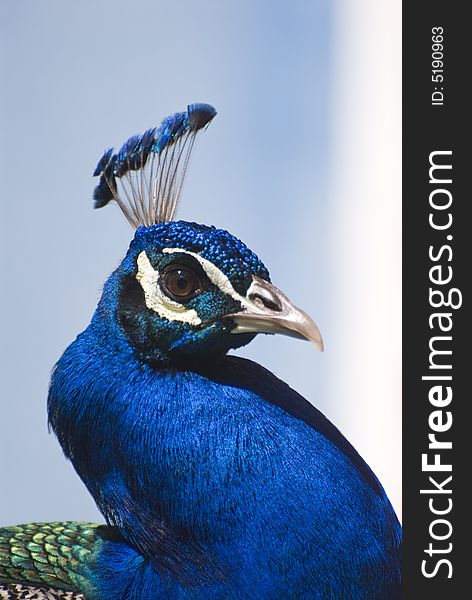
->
[228, 276, 324, 351]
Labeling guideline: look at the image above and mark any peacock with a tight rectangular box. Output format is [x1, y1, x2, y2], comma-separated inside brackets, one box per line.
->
[0, 103, 401, 599]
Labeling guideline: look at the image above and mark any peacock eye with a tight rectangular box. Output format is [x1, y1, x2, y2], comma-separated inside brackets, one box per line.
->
[160, 267, 201, 302]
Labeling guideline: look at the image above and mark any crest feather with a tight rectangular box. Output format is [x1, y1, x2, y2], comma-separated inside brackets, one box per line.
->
[92, 103, 216, 228]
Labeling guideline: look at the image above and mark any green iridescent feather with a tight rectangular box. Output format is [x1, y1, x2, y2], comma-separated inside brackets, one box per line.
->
[0, 522, 102, 595]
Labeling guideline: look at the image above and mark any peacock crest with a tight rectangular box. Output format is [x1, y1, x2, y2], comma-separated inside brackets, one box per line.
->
[92, 103, 216, 228]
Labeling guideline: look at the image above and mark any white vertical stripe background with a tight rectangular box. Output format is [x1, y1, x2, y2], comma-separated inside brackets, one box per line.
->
[326, 0, 402, 518]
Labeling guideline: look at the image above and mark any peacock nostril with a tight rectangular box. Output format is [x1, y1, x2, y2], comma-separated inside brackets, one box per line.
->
[248, 291, 282, 312]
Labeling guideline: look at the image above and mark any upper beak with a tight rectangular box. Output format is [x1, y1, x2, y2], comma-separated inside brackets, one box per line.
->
[228, 276, 324, 351]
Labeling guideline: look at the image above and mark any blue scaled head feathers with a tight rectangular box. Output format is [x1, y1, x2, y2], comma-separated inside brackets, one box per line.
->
[92, 104, 323, 364]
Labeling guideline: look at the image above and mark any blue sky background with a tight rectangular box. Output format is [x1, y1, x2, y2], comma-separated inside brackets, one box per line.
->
[1, 1, 401, 523]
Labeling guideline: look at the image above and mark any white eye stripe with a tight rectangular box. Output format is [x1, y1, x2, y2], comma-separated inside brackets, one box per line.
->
[136, 251, 201, 326]
[136, 248, 263, 327]
[161, 248, 250, 308]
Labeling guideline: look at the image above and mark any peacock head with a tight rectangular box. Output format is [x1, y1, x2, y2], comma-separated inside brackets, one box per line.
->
[93, 104, 323, 365]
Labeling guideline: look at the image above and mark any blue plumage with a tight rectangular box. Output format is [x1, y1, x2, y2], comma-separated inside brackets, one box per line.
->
[46, 104, 401, 598]
[47, 223, 401, 597]
[93, 148, 114, 177]
[48, 309, 400, 598]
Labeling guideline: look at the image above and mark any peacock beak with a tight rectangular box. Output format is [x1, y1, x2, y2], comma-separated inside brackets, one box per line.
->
[229, 276, 324, 351]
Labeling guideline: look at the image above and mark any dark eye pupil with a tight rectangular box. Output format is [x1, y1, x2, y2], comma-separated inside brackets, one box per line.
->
[162, 269, 199, 300]
[176, 276, 187, 289]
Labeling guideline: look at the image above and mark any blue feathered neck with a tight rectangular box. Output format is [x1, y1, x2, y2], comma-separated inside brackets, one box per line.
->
[48, 290, 400, 597]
